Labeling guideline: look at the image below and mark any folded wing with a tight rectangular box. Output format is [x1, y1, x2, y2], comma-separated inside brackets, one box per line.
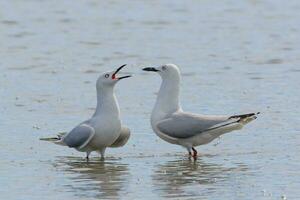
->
[156, 112, 239, 139]
[63, 124, 95, 148]
[110, 126, 131, 148]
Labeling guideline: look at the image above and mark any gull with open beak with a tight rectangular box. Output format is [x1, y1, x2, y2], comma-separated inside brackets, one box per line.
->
[143, 64, 259, 159]
[41, 64, 131, 160]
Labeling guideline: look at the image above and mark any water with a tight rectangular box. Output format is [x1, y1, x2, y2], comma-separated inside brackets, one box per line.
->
[0, 0, 300, 199]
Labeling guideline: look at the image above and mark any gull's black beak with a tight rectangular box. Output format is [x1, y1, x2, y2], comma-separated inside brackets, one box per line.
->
[142, 67, 160, 72]
[117, 75, 131, 80]
[112, 64, 132, 80]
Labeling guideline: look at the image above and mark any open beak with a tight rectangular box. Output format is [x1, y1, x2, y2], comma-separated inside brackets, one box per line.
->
[142, 67, 160, 72]
[112, 64, 132, 80]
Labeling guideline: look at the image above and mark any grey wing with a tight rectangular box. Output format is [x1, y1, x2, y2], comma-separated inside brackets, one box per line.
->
[63, 124, 95, 148]
[156, 112, 237, 139]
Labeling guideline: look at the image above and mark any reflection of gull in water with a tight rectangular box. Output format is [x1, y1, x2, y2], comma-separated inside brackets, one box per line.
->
[53, 156, 129, 199]
[152, 157, 248, 199]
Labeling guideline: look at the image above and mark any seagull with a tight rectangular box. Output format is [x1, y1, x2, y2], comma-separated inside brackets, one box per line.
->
[143, 64, 259, 158]
[41, 64, 131, 160]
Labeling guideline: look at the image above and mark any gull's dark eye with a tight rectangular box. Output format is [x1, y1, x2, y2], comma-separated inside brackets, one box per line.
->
[162, 66, 166, 71]
[104, 74, 109, 78]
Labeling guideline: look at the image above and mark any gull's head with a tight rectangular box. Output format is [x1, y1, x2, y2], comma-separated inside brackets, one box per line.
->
[142, 64, 181, 80]
[97, 64, 131, 88]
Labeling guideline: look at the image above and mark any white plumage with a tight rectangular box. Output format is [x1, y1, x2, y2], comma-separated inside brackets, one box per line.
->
[41, 64, 131, 159]
[143, 64, 259, 158]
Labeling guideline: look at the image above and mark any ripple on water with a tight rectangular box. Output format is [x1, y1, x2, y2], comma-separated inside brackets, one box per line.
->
[84, 69, 100, 74]
[265, 58, 283, 64]
[91, 63, 104, 67]
[8, 46, 28, 50]
[249, 76, 264, 80]
[8, 65, 41, 71]
[79, 41, 102, 46]
[181, 72, 195, 77]
[123, 54, 140, 58]
[8, 32, 35, 38]
[222, 66, 232, 70]
[251, 58, 284, 65]
[142, 20, 171, 26]
[156, 56, 172, 60]
[281, 47, 293, 51]
[1, 20, 18, 25]
[288, 68, 300, 73]
[59, 18, 73, 23]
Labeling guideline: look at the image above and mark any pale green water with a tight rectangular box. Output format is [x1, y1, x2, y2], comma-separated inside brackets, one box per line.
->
[0, 0, 300, 199]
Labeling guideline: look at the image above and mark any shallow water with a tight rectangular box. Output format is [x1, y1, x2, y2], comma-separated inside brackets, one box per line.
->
[1, 0, 300, 199]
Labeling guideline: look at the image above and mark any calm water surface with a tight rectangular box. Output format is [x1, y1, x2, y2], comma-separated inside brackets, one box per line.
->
[0, 0, 299, 199]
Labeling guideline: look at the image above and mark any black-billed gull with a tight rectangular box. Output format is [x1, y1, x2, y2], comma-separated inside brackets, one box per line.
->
[143, 64, 259, 158]
[41, 64, 131, 160]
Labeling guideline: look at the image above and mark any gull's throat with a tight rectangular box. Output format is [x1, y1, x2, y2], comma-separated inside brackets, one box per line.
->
[94, 86, 120, 117]
[153, 75, 182, 117]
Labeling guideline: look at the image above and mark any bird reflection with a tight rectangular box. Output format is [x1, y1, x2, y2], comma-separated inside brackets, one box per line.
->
[53, 156, 129, 199]
[152, 157, 248, 198]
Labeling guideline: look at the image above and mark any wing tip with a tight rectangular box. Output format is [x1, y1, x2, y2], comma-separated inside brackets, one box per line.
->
[229, 112, 260, 122]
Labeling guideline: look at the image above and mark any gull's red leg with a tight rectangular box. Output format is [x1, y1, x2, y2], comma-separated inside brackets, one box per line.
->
[187, 147, 192, 157]
[86, 151, 91, 161]
[192, 147, 197, 159]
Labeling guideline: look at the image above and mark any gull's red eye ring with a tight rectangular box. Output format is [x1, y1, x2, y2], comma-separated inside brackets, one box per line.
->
[104, 74, 109, 78]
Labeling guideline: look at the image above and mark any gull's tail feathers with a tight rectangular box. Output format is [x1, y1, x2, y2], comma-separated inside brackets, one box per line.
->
[39, 132, 67, 146]
[204, 112, 260, 139]
[229, 112, 260, 125]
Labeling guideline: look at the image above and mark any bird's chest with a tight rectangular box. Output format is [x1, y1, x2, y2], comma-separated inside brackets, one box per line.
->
[151, 110, 168, 129]
[91, 116, 121, 145]
[94, 115, 121, 132]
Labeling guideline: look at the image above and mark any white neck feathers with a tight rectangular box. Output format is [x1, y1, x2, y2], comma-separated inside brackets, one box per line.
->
[94, 86, 120, 118]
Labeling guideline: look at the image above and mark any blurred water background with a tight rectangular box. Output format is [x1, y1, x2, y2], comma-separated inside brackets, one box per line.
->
[0, 0, 299, 199]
